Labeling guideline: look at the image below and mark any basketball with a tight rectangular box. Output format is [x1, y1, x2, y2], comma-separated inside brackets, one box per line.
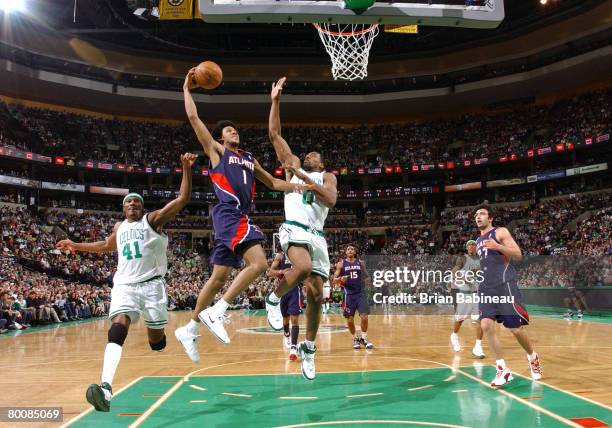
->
[193, 61, 223, 90]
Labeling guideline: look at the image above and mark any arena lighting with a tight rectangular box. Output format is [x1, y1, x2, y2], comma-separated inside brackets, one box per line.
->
[0, 0, 26, 13]
[540, 0, 548, 4]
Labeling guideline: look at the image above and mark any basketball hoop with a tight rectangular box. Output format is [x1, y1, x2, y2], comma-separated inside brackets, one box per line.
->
[313, 23, 379, 81]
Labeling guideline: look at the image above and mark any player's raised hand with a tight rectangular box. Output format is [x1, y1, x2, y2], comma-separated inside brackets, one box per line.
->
[181, 153, 198, 168]
[483, 239, 499, 251]
[184, 68, 198, 91]
[271, 77, 286, 101]
[56, 239, 76, 253]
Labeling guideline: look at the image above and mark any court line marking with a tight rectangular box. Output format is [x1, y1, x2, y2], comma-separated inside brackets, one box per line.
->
[279, 396, 318, 400]
[275, 420, 470, 428]
[407, 385, 433, 392]
[128, 375, 186, 428]
[508, 368, 612, 411]
[222, 392, 253, 398]
[443, 375, 456, 382]
[347, 393, 384, 398]
[451, 390, 468, 393]
[60, 376, 144, 428]
[189, 400, 208, 403]
[451, 366, 581, 427]
[189, 385, 207, 391]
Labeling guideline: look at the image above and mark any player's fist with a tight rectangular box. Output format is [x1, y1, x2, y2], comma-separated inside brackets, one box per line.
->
[184, 68, 198, 91]
[181, 153, 198, 167]
[271, 77, 286, 101]
[482, 239, 499, 251]
[56, 239, 76, 253]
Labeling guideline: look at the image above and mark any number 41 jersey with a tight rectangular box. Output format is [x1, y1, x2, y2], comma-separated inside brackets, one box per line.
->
[114, 214, 168, 286]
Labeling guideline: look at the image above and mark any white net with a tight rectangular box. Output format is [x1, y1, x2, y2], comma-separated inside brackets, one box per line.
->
[314, 23, 380, 81]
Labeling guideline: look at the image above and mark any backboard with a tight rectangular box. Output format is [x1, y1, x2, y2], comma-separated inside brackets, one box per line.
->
[198, 0, 504, 28]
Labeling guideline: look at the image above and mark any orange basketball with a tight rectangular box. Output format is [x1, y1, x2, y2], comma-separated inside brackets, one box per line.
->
[193, 61, 223, 90]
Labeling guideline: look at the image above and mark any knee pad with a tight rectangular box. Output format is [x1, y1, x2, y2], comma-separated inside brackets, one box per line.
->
[108, 323, 128, 346]
[150, 335, 167, 352]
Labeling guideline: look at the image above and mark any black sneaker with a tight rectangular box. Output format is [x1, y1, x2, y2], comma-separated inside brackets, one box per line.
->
[353, 337, 362, 349]
[86, 382, 112, 412]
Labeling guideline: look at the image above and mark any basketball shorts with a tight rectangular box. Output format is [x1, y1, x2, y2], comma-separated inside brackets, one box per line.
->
[280, 286, 303, 317]
[454, 292, 479, 322]
[479, 280, 529, 328]
[279, 222, 330, 280]
[108, 276, 168, 329]
[343, 293, 369, 318]
[211, 205, 264, 268]
[322, 282, 331, 300]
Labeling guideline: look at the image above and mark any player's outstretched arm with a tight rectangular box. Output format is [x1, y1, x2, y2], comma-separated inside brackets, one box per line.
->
[484, 227, 522, 261]
[269, 77, 300, 177]
[56, 222, 120, 254]
[285, 166, 337, 208]
[148, 153, 196, 229]
[331, 261, 346, 286]
[253, 159, 309, 193]
[183, 70, 223, 167]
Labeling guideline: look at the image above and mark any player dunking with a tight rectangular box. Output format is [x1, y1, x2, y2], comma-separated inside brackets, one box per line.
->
[265, 77, 338, 380]
[332, 245, 373, 349]
[175, 70, 305, 363]
[449, 240, 485, 358]
[56, 153, 197, 412]
[474, 204, 543, 388]
[269, 250, 303, 361]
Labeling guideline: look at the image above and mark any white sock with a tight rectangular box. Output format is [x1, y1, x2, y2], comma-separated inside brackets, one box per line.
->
[305, 340, 316, 350]
[362, 332, 367, 340]
[451, 333, 458, 339]
[213, 299, 230, 315]
[101, 343, 122, 386]
[475, 339, 482, 347]
[187, 319, 199, 332]
[528, 352, 537, 361]
[495, 359, 507, 369]
[269, 292, 281, 303]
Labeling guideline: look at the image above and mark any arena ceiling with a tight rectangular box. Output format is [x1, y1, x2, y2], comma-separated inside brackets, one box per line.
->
[12, 0, 610, 62]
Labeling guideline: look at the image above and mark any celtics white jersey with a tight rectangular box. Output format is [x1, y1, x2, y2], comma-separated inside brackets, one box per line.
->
[113, 214, 168, 285]
[284, 169, 329, 230]
[455, 254, 481, 291]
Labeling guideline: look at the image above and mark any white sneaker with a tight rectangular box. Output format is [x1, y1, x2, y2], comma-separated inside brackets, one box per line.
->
[283, 334, 291, 349]
[528, 354, 543, 380]
[289, 346, 297, 361]
[297, 341, 316, 380]
[199, 308, 230, 344]
[265, 293, 283, 331]
[174, 325, 201, 363]
[450, 333, 461, 352]
[490, 366, 514, 388]
[472, 343, 485, 359]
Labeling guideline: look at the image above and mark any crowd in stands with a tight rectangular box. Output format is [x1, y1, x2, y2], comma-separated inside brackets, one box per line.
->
[1, 88, 609, 171]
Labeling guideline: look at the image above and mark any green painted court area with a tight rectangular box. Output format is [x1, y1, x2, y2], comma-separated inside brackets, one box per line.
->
[70, 367, 612, 428]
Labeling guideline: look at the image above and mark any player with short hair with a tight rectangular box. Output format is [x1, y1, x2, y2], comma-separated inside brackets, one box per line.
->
[449, 239, 485, 358]
[474, 204, 543, 388]
[56, 153, 197, 412]
[269, 250, 303, 361]
[332, 244, 373, 349]
[174, 70, 306, 363]
[264, 77, 338, 380]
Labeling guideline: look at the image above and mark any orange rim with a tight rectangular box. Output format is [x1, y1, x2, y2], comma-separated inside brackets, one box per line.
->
[313, 23, 378, 37]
